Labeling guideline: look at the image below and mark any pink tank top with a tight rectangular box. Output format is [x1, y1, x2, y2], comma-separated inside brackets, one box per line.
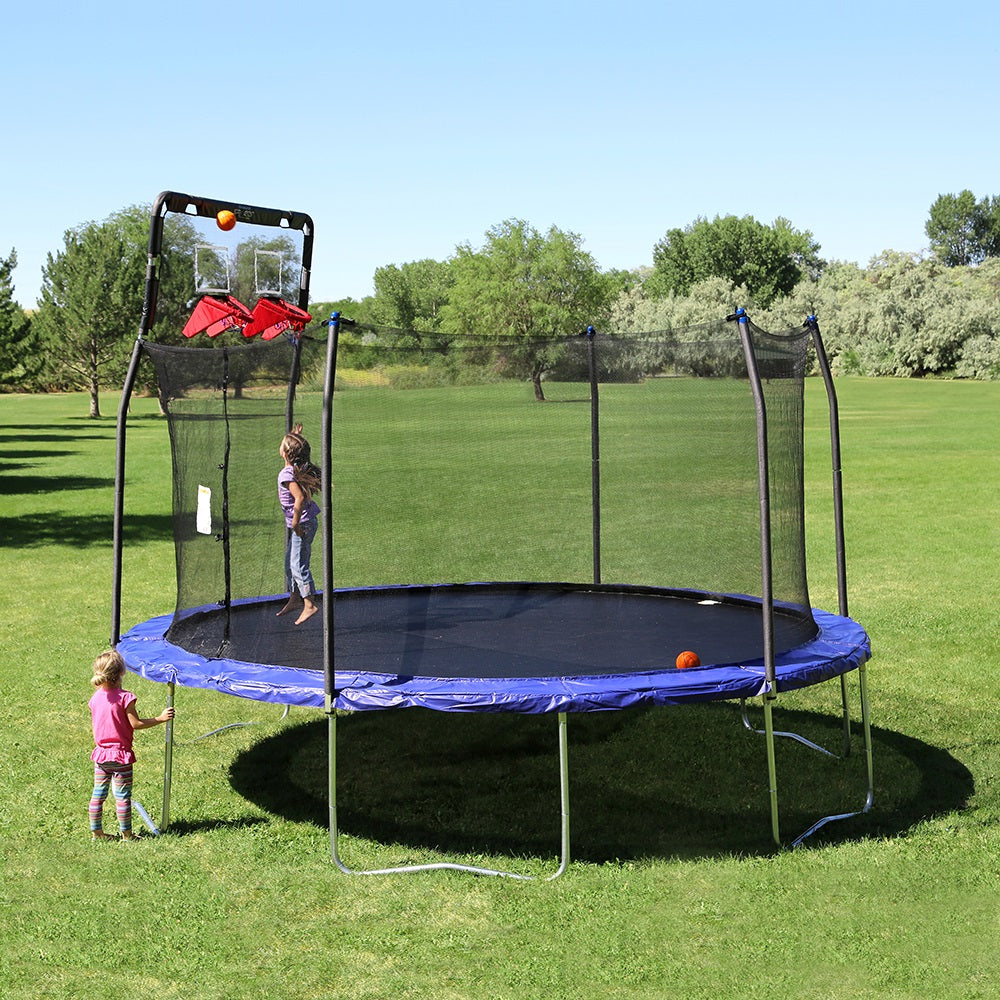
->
[89, 687, 137, 764]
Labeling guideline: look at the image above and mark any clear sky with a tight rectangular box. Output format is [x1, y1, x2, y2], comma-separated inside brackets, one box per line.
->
[4, 0, 999, 307]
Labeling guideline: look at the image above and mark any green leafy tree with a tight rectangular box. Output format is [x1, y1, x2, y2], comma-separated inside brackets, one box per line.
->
[440, 219, 612, 400]
[309, 297, 377, 326]
[802, 253, 997, 377]
[612, 251, 1000, 381]
[647, 214, 823, 307]
[925, 190, 1000, 266]
[229, 233, 302, 305]
[372, 258, 454, 331]
[0, 250, 40, 390]
[34, 209, 147, 416]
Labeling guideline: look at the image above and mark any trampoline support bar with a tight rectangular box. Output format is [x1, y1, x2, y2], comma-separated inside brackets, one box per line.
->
[789, 662, 874, 848]
[329, 711, 571, 880]
[745, 665, 875, 848]
[162, 680, 175, 833]
[762, 693, 781, 845]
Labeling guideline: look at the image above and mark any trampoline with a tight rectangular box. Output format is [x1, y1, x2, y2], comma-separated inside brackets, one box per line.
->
[119, 583, 869, 713]
[112, 193, 873, 877]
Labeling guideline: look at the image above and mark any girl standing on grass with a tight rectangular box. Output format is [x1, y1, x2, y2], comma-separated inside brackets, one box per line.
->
[276, 423, 322, 625]
[88, 649, 174, 841]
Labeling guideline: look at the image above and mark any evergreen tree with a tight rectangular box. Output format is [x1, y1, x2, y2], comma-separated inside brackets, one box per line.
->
[0, 250, 39, 390]
[34, 211, 146, 416]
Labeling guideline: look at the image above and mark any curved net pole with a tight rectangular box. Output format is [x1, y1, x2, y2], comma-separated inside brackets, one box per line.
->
[734, 309, 780, 845]
[790, 316, 874, 844]
[741, 317, 875, 847]
[807, 315, 853, 753]
[111, 196, 169, 648]
[110, 338, 146, 648]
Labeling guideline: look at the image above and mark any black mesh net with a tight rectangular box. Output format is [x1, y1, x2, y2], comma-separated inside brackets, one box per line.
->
[139, 314, 816, 663]
[142, 336, 325, 650]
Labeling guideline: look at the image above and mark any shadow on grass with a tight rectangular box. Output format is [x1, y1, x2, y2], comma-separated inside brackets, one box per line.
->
[229, 703, 974, 864]
[0, 473, 113, 496]
[0, 413, 162, 446]
[0, 512, 174, 549]
[0, 429, 117, 442]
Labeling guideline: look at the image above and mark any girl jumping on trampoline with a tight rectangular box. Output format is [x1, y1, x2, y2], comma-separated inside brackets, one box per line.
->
[88, 649, 174, 841]
[276, 423, 322, 625]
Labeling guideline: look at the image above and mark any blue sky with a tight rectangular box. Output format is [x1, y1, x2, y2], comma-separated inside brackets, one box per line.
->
[4, 0, 999, 307]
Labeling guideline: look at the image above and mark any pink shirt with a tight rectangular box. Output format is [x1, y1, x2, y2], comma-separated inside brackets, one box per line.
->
[89, 687, 137, 764]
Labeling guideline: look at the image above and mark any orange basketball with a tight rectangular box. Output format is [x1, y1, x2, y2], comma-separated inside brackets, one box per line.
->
[216, 210, 236, 231]
[675, 650, 700, 670]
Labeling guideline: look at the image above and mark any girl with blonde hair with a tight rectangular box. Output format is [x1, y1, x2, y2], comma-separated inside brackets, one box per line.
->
[88, 649, 174, 841]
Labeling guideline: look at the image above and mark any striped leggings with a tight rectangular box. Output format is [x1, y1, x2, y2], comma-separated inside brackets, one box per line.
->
[89, 761, 133, 834]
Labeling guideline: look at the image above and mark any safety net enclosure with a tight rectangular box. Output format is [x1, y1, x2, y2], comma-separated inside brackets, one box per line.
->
[117, 318, 869, 711]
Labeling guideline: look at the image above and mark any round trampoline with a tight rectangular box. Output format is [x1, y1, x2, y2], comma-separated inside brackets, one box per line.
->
[118, 583, 870, 713]
[112, 197, 873, 870]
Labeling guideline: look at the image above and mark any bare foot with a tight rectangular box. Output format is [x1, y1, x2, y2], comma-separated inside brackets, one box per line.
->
[276, 595, 304, 617]
[121, 831, 139, 841]
[91, 831, 115, 842]
[294, 600, 318, 626]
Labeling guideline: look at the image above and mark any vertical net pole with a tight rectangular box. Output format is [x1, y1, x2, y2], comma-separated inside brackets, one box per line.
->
[321, 313, 340, 708]
[586, 327, 601, 584]
[323, 314, 341, 864]
[219, 349, 233, 644]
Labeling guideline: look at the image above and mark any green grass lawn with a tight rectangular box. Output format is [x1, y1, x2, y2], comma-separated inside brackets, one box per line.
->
[0, 379, 997, 999]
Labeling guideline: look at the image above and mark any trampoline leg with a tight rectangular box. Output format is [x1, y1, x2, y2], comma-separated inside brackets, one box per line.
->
[328, 708, 343, 870]
[329, 710, 571, 879]
[839, 674, 852, 758]
[762, 693, 781, 846]
[549, 711, 571, 880]
[859, 663, 874, 813]
[161, 680, 175, 833]
[789, 662, 875, 847]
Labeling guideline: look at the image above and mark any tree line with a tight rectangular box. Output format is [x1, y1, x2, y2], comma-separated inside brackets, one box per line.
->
[2, 191, 998, 413]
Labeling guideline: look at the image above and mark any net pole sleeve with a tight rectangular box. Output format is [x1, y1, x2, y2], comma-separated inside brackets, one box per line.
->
[807, 317, 849, 618]
[736, 312, 776, 686]
[587, 327, 602, 585]
[110, 338, 146, 648]
[321, 314, 341, 711]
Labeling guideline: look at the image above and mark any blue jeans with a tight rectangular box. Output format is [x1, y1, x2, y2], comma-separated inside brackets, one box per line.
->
[285, 517, 318, 598]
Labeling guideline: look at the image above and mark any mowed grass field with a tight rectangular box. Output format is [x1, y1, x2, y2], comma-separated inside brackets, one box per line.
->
[0, 377, 997, 999]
